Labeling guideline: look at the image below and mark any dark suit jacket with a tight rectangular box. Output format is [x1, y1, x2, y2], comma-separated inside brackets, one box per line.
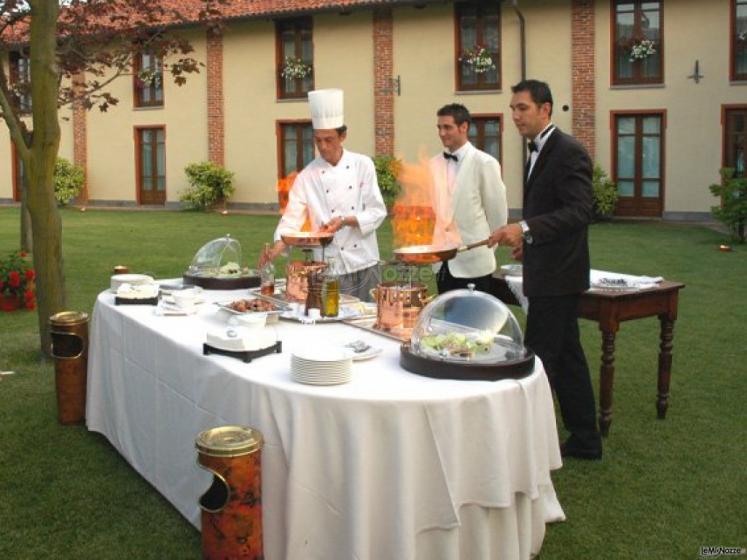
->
[522, 128, 593, 297]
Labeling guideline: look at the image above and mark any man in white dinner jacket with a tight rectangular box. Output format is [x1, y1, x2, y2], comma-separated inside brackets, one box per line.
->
[430, 103, 508, 293]
[260, 89, 387, 301]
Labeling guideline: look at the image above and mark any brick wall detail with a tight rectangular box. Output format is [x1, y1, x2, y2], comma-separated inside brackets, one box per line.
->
[207, 29, 225, 166]
[72, 71, 88, 202]
[571, 0, 595, 159]
[373, 8, 394, 156]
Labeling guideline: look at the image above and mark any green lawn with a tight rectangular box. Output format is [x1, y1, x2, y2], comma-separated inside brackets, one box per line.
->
[0, 207, 745, 559]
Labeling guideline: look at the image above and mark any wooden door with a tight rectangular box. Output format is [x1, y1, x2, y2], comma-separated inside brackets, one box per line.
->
[613, 113, 664, 217]
[136, 127, 165, 205]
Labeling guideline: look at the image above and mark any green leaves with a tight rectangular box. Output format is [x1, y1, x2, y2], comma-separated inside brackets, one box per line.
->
[53, 158, 85, 206]
[709, 167, 746, 243]
[180, 161, 235, 211]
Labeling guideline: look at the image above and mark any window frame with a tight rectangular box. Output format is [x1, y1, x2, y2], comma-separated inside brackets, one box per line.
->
[134, 125, 167, 205]
[721, 104, 747, 177]
[275, 17, 314, 100]
[11, 142, 25, 203]
[9, 50, 32, 113]
[454, 2, 502, 92]
[610, 0, 664, 86]
[133, 49, 164, 108]
[276, 119, 315, 179]
[610, 109, 667, 217]
[468, 113, 503, 167]
[731, 0, 747, 81]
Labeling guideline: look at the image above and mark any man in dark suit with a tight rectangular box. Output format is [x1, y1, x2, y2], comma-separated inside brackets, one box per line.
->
[489, 79, 602, 460]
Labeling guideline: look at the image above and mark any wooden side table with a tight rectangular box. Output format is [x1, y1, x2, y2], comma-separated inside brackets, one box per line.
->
[490, 276, 685, 436]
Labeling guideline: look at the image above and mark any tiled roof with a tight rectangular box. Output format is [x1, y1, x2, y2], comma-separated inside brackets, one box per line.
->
[2, 0, 423, 44]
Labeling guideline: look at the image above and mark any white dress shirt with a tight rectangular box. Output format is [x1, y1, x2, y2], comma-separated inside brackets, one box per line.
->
[275, 149, 387, 274]
[527, 123, 556, 179]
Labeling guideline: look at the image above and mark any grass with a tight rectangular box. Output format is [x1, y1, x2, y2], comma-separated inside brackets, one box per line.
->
[1, 207, 745, 559]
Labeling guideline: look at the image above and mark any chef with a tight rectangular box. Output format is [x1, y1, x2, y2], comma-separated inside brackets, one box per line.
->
[259, 88, 387, 301]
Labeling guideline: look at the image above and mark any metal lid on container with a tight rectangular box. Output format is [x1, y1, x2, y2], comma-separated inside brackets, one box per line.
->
[196, 425, 263, 457]
[49, 311, 89, 327]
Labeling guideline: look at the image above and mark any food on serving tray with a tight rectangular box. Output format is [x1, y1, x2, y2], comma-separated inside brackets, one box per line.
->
[227, 298, 277, 313]
[116, 283, 159, 300]
[419, 332, 493, 358]
[218, 261, 241, 276]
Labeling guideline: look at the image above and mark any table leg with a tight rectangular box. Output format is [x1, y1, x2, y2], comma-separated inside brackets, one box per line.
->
[657, 315, 674, 419]
[598, 329, 617, 437]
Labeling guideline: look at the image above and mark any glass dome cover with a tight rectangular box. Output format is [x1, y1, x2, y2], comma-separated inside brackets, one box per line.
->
[410, 285, 527, 364]
[188, 234, 243, 277]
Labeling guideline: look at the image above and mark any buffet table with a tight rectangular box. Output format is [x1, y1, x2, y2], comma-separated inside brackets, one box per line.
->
[86, 288, 565, 560]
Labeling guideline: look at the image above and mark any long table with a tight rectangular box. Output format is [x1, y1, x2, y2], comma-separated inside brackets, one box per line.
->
[490, 275, 685, 436]
[86, 289, 565, 560]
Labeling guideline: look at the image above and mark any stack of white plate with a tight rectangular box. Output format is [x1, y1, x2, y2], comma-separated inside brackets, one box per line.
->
[291, 348, 353, 385]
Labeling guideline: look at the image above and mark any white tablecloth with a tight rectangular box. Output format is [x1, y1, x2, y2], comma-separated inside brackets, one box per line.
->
[86, 289, 565, 560]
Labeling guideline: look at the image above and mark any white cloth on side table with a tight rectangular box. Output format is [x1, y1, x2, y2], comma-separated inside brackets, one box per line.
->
[86, 288, 565, 560]
[501, 268, 664, 312]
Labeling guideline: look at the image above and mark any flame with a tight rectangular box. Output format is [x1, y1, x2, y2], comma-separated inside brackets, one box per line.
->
[276, 171, 311, 232]
[391, 151, 461, 249]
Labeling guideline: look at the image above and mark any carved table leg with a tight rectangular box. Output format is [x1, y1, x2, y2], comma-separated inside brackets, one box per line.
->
[598, 329, 617, 437]
[657, 315, 674, 419]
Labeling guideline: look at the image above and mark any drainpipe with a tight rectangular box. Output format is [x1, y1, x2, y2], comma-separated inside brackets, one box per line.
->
[510, 0, 528, 190]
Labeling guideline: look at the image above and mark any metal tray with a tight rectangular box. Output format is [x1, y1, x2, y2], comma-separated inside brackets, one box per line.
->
[342, 316, 412, 342]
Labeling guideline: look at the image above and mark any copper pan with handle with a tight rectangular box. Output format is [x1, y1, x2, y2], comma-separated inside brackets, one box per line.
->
[392, 239, 491, 265]
[281, 231, 335, 248]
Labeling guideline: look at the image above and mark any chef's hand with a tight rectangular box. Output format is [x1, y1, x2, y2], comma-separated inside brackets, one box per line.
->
[488, 223, 522, 248]
[511, 244, 524, 261]
[320, 217, 344, 233]
[258, 240, 286, 267]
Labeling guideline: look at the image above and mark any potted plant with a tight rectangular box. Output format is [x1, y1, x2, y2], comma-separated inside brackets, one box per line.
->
[459, 45, 496, 74]
[628, 38, 657, 62]
[709, 168, 746, 243]
[281, 57, 312, 80]
[54, 157, 85, 206]
[180, 162, 235, 211]
[591, 165, 618, 222]
[0, 250, 36, 312]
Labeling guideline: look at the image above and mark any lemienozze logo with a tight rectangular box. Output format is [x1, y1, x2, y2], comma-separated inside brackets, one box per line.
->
[699, 546, 746, 558]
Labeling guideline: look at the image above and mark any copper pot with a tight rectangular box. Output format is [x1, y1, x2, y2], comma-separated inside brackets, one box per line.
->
[286, 261, 327, 302]
[371, 282, 430, 331]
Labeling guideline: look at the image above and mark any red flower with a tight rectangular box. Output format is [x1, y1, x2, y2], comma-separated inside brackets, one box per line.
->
[0, 280, 4, 290]
[25, 299, 36, 310]
[8, 270, 21, 288]
[19, 251, 27, 257]
[25, 269, 35, 281]
[24, 290, 35, 301]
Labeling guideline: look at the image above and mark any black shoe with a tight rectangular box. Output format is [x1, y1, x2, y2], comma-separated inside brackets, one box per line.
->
[560, 440, 602, 460]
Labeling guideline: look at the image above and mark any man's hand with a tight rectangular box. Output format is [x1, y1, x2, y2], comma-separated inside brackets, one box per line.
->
[258, 240, 286, 268]
[488, 223, 522, 249]
[320, 217, 344, 233]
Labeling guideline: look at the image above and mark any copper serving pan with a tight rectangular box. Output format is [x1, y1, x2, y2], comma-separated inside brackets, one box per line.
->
[393, 239, 490, 265]
[281, 232, 334, 248]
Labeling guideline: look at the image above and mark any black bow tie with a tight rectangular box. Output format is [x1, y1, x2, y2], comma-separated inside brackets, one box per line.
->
[443, 152, 458, 162]
[528, 141, 538, 153]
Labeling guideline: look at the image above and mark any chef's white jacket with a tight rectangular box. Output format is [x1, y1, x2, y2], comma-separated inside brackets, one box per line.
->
[274, 149, 387, 274]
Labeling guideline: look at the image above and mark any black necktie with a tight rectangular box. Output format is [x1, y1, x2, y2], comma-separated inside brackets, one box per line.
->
[443, 152, 458, 162]
[528, 141, 538, 153]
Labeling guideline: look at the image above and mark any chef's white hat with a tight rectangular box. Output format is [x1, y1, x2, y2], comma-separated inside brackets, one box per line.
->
[308, 89, 344, 129]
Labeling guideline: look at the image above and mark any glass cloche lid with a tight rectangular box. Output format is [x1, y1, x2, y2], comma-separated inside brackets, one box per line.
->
[187, 234, 242, 277]
[410, 285, 527, 364]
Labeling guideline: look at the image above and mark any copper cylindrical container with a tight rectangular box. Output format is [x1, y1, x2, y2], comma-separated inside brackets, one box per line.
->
[112, 265, 130, 275]
[285, 260, 327, 302]
[49, 311, 89, 425]
[372, 282, 429, 331]
[197, 426, 264, 560]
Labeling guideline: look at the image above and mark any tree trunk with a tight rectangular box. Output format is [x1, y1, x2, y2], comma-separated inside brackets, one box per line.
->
[26, 0, 64, 357]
